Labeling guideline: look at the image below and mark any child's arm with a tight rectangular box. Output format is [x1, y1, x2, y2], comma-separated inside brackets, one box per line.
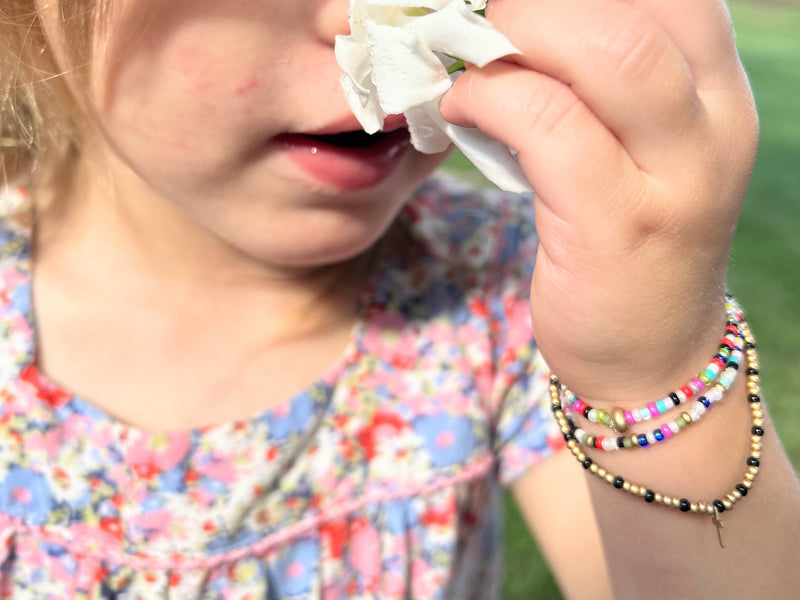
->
[440, 0, 800, 595]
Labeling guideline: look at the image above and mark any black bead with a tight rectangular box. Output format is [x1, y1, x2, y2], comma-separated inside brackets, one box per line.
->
[747, 456, 760, 467]
[614, 476, 624, 489]
[679, 499, 690, 512]
[748, 394, 761, 403]
[751, 426, 764, 436]
[617, 437, 625, 448]
[562, 433, 574, 442]
[582, 458, 592, 469]
[725, 291, 733, 299]
[582, 406, 591, 418]
[729, 362, 739, 370]
[699, 396, 711, 408]
[746, 341, 756, 349]
[551, 403, 561, 412]
[669, 392, 680, 406]
[713, 499, 725, 513]
[736, 484, 748, 496]
[746, 368, 759, 376]
[644, 490, 655, 503]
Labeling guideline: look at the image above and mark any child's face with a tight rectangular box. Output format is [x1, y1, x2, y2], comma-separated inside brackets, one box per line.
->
[37, 0, 446, 267]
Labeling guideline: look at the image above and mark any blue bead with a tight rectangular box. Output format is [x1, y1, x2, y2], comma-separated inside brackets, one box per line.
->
[700, 396, 711, 408]
[654, 430, 664, 442]
[637, 434, 648, 447]
[656, 400, 667, 413]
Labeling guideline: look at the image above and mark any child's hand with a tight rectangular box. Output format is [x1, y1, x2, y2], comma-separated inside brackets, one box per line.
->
[439, 0, 758, 399]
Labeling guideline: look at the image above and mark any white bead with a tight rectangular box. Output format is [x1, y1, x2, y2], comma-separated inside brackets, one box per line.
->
[646, 432, 657, 445]
[669, 421, 680, 434]
[588, 409, 598, 423]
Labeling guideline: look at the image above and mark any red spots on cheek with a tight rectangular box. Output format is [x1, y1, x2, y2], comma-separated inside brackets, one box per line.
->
[174, 43, 216, 92]
[235, 75, 261, 96]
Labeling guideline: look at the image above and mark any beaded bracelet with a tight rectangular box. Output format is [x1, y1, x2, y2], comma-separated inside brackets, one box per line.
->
[564, 331, 745, 451]
[563, 298, 744, 434]
[550, 317, 763, 548]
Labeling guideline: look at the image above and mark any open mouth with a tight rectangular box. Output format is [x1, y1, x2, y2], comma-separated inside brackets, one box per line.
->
[306, 129, 388, 149]
[277, 127, 411, 191]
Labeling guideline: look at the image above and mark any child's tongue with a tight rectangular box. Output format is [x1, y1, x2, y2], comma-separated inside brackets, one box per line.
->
[277, 128, 411, 192]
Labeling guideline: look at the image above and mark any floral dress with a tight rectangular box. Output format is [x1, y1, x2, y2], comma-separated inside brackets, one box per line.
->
[0, 178, 563, 599]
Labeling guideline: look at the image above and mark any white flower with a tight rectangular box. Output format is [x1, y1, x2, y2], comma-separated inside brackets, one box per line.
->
[335, 0, 532, 193]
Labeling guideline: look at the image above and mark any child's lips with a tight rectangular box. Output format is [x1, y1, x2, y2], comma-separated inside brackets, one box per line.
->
[276, 128, 411, 192]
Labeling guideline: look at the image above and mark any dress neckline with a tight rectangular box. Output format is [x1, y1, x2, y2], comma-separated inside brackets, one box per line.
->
[0, 184, 378, 440]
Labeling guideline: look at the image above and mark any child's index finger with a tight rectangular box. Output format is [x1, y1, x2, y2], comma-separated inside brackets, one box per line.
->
[482, 0, 745, 173]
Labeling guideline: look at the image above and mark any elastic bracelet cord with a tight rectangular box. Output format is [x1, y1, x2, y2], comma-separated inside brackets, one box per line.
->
[562, 298, 744, 434]
[564, 331, 745, 451]
[549, 317, 763, 549]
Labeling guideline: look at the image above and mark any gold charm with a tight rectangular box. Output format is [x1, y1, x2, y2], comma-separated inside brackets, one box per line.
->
[712, 508, 726, 548]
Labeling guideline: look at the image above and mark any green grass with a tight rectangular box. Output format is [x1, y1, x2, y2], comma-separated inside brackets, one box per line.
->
[443, 2, 800, 596]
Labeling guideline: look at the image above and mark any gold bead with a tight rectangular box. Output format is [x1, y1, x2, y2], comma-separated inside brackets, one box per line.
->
[622, 481, 631, 491]
[612, 407, 628, 433]
[662, 495, 672, 505]
[747, 466, 759, 475]
[586, 436, 595, 447]
[567, 440, 578, 450]
[723, 499, 733, 511]
[706, 504, 715, 515]
[589, 464, 599, 474]
[732, 489, 742, 500]
[742, 480, 753, 489]
[726, 492, 738, 504]
[630, 484, 639, 495]
[750, 374, 760, 383]
[690, 503, 699, 513]
[753, 418, 764, 427]
[655, 493, 663, 503]
[698, 502, 707, 513]
[680, 411, 692, 424]
[744, 472, 756, 482]
[639, 487, 647, 497]
[605, 473, 615, 484]
[672, 497, 682, 508]
[751, 450, 761, 459]
[577, 452, 586, 462]
[751, 435, 763, 445]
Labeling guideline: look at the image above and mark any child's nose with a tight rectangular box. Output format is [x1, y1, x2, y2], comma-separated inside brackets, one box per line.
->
[314, 0, 351, 44]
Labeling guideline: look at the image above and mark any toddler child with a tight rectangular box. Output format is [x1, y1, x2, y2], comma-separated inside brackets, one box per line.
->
[0, 0, 798, 597]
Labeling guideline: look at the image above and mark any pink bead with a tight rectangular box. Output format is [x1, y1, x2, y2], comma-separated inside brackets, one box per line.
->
[660, 424, 673, 438]
[625, 410, 635, 424]
[648, 403, 658, 417]
[692, 377, 705, 390]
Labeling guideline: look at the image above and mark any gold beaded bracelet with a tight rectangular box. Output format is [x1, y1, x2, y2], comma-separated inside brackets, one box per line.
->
[549, 318, 763, 549]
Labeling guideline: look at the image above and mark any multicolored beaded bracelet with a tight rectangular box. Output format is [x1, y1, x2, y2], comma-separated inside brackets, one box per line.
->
[562, 298, 744, 433]
[564, 331, 745, 451]
[550, 317, 763, 549]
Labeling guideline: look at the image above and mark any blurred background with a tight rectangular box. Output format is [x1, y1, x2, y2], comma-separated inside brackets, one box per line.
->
[443, 1, 800, 596]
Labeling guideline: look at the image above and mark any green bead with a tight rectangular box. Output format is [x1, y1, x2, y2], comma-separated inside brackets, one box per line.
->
[676, 417, 687, 428]
[622, 438, 633, 449]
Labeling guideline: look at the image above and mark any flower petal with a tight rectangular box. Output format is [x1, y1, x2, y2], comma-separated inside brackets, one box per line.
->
[340, 74, 386, 134]
[406, 0, 520, 67]
[366, 0, 452, 10]
[405, 104, 453, 153]
[418, 102, 532, 192]
[365, 22, 452, 114]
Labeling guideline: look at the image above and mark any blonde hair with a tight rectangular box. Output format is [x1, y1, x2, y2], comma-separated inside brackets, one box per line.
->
[1, 0, 99, 189]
